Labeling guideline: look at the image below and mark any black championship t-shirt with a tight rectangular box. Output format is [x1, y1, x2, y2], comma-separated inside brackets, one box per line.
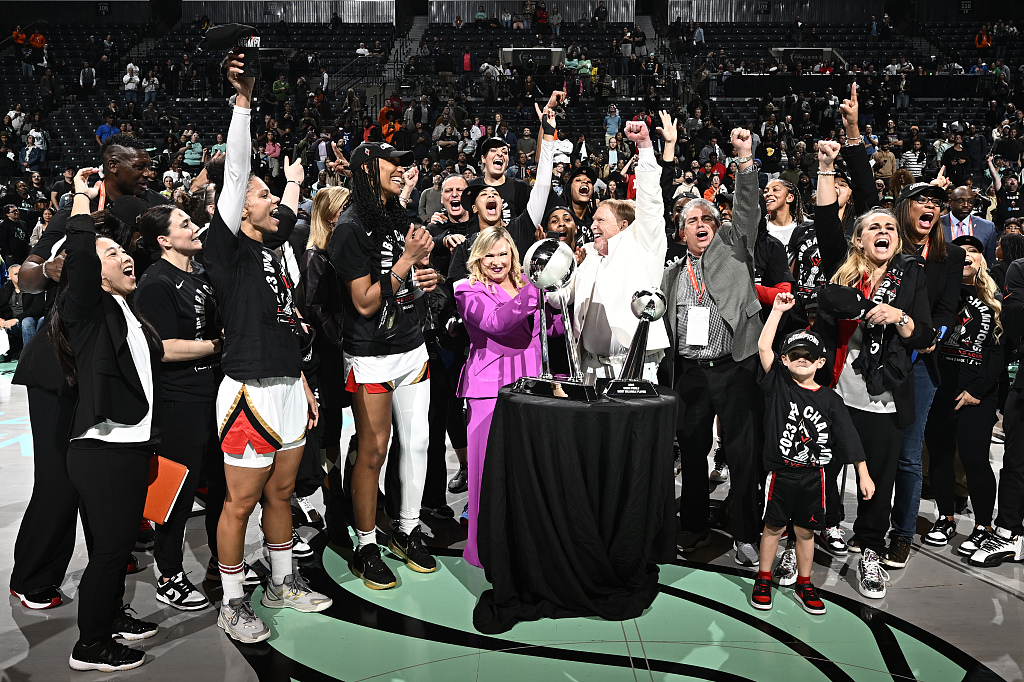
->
[204, 205, 302, 381]
[996, 188, 1024, 227]
[328, 205, 424, 357]
[135, 258, 221, 401]
[468, 176, 531, 223]
[938, 284, 1003, 397]
[760, 360, 864, 471]
[791, 224, 825, 308]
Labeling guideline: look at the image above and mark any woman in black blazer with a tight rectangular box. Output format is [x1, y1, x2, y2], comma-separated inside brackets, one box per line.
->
[53, 168, 164, 673]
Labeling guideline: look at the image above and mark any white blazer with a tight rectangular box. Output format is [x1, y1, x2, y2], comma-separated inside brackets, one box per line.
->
[566, 147, 668, 352]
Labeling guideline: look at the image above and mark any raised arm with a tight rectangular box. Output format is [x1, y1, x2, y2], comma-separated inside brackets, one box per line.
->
[725, 128, 757, 254]
[815, 140, 849, 279]
[61, 168, 104, 325]
[988, 154, 1002, 192]
[759, 292, 794, 372]
[218, 52, 253, 234]
[625, 114, 666, 254]
[524, 95, 563, 227]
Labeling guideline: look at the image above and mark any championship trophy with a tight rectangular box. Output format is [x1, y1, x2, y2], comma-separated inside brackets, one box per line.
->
[602, 289, 667, 399]
[512, 239, 599, 401]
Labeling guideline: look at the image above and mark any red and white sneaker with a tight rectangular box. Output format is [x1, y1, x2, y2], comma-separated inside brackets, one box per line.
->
[11, 586, 63, 610]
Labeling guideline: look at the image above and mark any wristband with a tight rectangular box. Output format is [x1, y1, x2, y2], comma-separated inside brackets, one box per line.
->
[817, 170, 836, 176]
[390, 270, 405, 284]
[73, 191, 90, 197]
[735, 155, 753, 164]
[286, 180, 301, 186]
[541, 119, 556, 136]
[844, 140, 863, 147]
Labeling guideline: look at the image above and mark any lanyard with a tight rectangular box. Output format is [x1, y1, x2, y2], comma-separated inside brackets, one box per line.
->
[97, 181, 107, 211]
[686, 257, 706, 303]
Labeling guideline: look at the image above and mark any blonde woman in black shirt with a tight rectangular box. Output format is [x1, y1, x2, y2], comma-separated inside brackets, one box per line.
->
[922, 234, 1003, 556]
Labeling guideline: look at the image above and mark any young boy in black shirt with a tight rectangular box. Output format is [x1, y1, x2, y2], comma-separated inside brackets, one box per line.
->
[753, 292, 875, 614]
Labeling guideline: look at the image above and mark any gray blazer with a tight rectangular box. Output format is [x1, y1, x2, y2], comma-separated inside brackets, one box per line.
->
[659, 166, 763, 383]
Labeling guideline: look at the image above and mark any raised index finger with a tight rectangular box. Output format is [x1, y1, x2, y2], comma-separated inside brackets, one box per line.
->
[850, 82, 858, 103]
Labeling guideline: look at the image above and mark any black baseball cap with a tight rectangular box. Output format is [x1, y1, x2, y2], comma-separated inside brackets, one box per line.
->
[780, 329, 825, 360]
[565, 165, 597, 185]
[349, 141, 414, 168]
[203, 24, 262, 76]
[952, 234, 985, 253]
[816, 283, 877, 323]
[478, 137, 510, 157]
[461, 182, 501, 210]
[896, 182, 946, 205]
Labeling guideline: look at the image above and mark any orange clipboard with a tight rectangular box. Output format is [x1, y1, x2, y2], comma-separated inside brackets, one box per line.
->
[143, 456, 189, 525]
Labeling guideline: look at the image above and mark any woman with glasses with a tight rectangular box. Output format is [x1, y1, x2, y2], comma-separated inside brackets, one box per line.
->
[880, 177, 966, 572]
[814, 140, 933, 600]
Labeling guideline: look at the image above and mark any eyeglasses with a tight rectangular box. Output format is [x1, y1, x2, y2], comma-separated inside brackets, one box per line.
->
[911, 196, 941, 209]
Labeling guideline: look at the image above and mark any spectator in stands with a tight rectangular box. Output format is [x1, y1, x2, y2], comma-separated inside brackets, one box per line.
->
[970, 59, 989, 76]
[517, 126, 536, 157]
[18, 135, 42, 174]
[500, 8, 511, 27]
[142, 70, 159, 103]
[50, 166, 74, 208]
[901, 139, 928, 180]
[475, 5, 488, 23]
[535, 2, 549, 31]
[872, 139, 897, 182]
[975, 24, 992, 54]
[550, 6, 563, 36]
[123, 65, 139, 103]
[512, 10, 525, 29]
[988, 155, 1024, 227]
[95, 115, 120, 147]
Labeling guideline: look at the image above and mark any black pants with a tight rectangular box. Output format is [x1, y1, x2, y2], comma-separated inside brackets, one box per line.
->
[424, 355, 466, 508]
[925, 390, 998, 526]
[11, 386, 82, 594]
[67, 443, 151, 646]
[849, 408, 902, 554]
[823, 459, 845, 527]
[201, 425, 226, 560]
[675, 355, 764, 544]
[153, 400, 215, 577]
[996, 388, 1024, 533]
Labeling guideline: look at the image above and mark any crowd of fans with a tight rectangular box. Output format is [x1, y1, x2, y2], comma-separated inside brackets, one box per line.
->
[3, 11, 1024, 671]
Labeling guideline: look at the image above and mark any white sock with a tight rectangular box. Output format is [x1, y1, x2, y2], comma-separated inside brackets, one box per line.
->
[356, 528, 376, 548]
[398, 517, 418, 535]
[266, 540, 293, 586]
[219, 561, 244, 601]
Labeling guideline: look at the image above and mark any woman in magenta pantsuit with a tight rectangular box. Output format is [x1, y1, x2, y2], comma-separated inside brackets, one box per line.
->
[455, 226, 562, 567]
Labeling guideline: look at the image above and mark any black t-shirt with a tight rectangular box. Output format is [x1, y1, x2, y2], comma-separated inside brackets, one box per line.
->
[760, 360, 864, 470]
[328, 204, 424, 357]
[204, 205, 302, 381]
[791, 223, 825, 307]
[996, 187, 1024, 227]
[939, 284, 1003, 398]
[135, 258, 221, 401]
[50, 179, 73, 204]
[468, 176, 531, 223]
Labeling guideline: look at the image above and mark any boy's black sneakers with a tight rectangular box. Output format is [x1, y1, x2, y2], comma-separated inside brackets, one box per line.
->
[69, 639, 146, 672]
[111, 604, 158, 641]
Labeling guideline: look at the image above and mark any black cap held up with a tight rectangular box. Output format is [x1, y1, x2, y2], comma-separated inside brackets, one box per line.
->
[349, 141, 414, 169]
[203, 24, 262, 77]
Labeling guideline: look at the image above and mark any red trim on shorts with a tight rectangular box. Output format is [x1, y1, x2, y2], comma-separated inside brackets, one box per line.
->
[345, 368, 396, 394]
[820, 468, 826, 510]
[767, 471, 777, 501]
[222, 409, 279, 455]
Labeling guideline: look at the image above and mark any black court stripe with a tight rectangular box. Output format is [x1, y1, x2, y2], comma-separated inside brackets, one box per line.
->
[265, 558, 755, 682]
[659, 584, 857, 682]
[676, 558, 1003, 681]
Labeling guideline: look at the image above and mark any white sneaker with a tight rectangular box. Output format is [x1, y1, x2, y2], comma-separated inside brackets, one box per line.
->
[292, 493, 324, 529]
[772, 547, 797, 586]
[857, 548, 889, 599]
[969, 527, 1024, 567]
[710, 464, 729, 484]
[734, 541, 759, 567]
[818, 526, 848, 557]
[260, 572, 333, 613]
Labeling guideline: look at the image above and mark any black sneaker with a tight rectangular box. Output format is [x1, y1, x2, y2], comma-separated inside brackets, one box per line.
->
[750, 577, 772, 610]
[156, 571, 210, 611]
[10, 586, 63, 610]
[923, 517, 957, 547]
[882, 535, 913, 569]
[846, 535, 862, 553]
[69, 639, 146, 672]
[958, 526, 992, 557]
[423, 503, 455, 519]
[351, 543, 397, 589]
[291, 493, 325, 530]
[447, 464, 469, 494]
[677, 530, 711, 553]
[110, 604, 158, 641]
[126, 554, 142, 574]
[795, 582, 826, 615]
[205, 557, 221, 582]
[389, 527, 438, 573]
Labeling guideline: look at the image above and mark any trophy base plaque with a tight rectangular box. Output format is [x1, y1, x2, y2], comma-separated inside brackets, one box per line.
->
[512, 377, 601, 402]
[600, 378, 660, 399]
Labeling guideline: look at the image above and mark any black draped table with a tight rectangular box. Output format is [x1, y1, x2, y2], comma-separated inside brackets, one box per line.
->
[473, 387, 678, 634]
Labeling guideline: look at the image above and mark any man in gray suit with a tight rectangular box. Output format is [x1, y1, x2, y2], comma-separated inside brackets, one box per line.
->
[660, 128, 765, 566]
[941, 186, 998, 266]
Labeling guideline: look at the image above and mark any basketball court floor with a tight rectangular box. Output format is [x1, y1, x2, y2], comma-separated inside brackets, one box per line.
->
[0, 365, 1020, 681]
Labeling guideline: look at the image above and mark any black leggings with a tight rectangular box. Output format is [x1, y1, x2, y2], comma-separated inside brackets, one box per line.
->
[67, 443, 151, 646]
[154, 400, 215, 577]
[997, 387, 1024, 534]
[849, 408, 902, 555]
[925, 389, 998, 526]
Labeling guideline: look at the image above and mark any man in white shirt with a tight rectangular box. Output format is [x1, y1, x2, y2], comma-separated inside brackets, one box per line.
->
[564, 112, 674, 381]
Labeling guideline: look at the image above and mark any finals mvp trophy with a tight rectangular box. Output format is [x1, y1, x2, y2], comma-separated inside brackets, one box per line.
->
[602, 289, 667, 398]
[512, 239, 599, 401]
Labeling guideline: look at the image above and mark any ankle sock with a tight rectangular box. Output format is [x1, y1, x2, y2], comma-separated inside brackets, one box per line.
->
[356, 528, 376, 548]
[219, 561, 244, 601]
[796, 575, 811, 586]
[397, 518, 417, 535]
[757, 571, 771, 581]
[266, 539, 293, 586]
